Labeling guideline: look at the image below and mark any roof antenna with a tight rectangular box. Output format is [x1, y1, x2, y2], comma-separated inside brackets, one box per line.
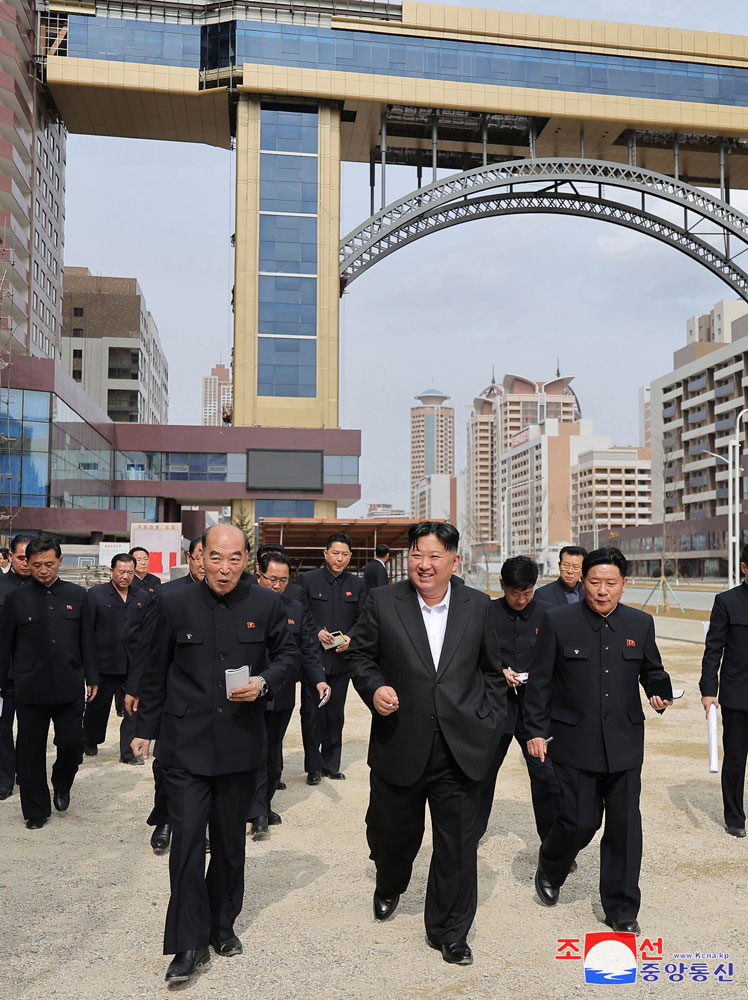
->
[556, 357, 560, 378]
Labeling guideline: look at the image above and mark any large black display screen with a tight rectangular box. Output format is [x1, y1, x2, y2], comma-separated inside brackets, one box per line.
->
[246, 449, 323, 491]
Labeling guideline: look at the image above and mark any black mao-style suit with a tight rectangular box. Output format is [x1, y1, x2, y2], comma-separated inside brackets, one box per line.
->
[0, 578, 97, 821]
[534, 577, 582, 608]
[363, 559, 389, 592]
[477, 596, 560, 841]
[700, 581, 748, 829]
[349, 581, 505, 944]
[299, 567, 366, 774]
[523, 600, 672, 923]
[0, 570, 28, 794]
[135, 578, 298, 954]
[83, 582, 156, 760]
[249, 594, 326, 818]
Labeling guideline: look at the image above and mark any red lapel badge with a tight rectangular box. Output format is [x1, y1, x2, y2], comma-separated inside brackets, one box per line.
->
[626, 639, 636, 647]
[66, 604, 73, 610]
[247, 622, 256, 629]
[345, 591, 352, 596]
[536, 628, 539, 634]
[288, 618, 295, 625]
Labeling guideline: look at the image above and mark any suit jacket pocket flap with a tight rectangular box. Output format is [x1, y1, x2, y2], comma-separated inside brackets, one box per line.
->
[176, 630, 204, 644]
[238, 629, 265, 642]
[165, 697, 188, 718]
[628, 706, 645, 724]
[622, 646, 643, 660]
[563, 646, 589, 659]
[550, 705, 579, 725]
[730, 615, 748, 626]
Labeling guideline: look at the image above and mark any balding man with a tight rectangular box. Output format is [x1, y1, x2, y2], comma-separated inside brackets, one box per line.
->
[132, 525, 298, 985]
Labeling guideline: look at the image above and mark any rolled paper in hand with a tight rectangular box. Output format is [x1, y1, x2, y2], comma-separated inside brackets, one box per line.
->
[708, 704, 719, 773]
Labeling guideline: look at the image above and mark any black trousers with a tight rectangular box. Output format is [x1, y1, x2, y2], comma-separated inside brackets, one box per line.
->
[721, 707, 748, 829]
[147, 745, 170, 827]
[83, 673, 135, 759]
[161, 766, 256, 954]
[0, 677, 16, 790]
[300, 673, 349, 773]
[249, 708, 293, 818]
[540, 762, 642, 922]
[366, 730, 480, 945]
[15, 699, 85, 821]
[477, 729, 561, 842]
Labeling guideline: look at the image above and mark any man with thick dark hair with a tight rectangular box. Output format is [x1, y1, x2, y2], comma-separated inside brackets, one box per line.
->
[477, 555, 560, 842]
[132, 524, 298, 984]
[255, 543, 302, 600]
[350, 521, 505, 966]
[299, 531, 366, 784]
[363, 543, 390, 592]
[130, 546, 162, 595]
[700, 541, 748, 838]
[248, 550, 330, 835]
[535, 545, 587, 607]
[83, 553, 155, 764]
[525, 546, 672, 933]
[0, 533, 97, 828]
[162, 537, 205, 589]
[0, 533, 33, 800]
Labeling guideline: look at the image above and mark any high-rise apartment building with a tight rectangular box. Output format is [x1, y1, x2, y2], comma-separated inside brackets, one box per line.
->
[202, 363, 233, 426]
[60, 267, 168, 423]
[410, 387, 454, 516]
[571, 445, 652, 543]
[466, 376, 499, 545]
[498, 373, 580, 452]
[1, 0, 66, 361]
[650, 297, 748, 525]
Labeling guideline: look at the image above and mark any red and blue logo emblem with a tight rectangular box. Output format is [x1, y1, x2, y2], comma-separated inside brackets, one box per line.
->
[584, 932, 638, 984]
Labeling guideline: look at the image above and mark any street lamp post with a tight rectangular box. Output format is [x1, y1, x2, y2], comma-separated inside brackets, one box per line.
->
[700, 449, 730, 583]
[729, 410, 748, 587]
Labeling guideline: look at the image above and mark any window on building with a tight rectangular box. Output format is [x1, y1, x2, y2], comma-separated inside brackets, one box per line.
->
[72, 329, 83, 338]
[73, 307, 84, 317]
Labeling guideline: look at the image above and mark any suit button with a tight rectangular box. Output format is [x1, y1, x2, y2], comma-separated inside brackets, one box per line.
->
[603, 623, 608, 629]
[216, 706, 223, 713]
[604, 692, 609, 697]
[219, 654, 226, 661]
[603, 646, 608, 650]
[51, 638, 56, 644]
[429, 714, 436, 720]
[604, 669, 609, 673]
[603, 713, 609, 720]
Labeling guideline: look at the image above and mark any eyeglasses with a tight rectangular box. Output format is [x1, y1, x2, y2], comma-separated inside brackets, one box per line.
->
[259, 573, 288, 586]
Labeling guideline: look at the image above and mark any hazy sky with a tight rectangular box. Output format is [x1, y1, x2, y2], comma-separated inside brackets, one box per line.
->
[63, 0, 748, 515]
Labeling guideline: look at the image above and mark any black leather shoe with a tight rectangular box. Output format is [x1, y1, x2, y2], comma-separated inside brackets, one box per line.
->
[26, 816, 47, 830]
[0, 785, 13, 800]
[251, 816, 269, 839]
[53, 788, 70, 812]
[275, 780, 287, 790]
[120, 756, 144, 766]
[534, 865, 559, 906]
[84, 745, 98, 756]
[726, 825, 747, 838]
[151, 823, 172, 854]
[267, 810, 282, 825]
[164, 947, 210, 983]
[426, 937, 473, 965]
[322, 769, 345, 780]
[605, 917, 641, 935]
[210, 934, 242, 957]
[373, 891, 400, 921]
[306, 771, 322, 785]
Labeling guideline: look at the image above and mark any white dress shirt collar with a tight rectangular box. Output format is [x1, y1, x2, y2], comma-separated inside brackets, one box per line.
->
[416, 583, 452, 670]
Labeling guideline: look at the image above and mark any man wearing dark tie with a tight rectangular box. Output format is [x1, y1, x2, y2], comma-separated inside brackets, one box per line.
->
[131, 524, 298, 984]
[534, 546, 587, 608]
[363, 543, 390, 592]
[524, 547, 672, 933]
[349, 521, 505, 966]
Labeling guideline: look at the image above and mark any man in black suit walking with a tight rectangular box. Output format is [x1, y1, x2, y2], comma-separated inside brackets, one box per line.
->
[0, 533, 33, 800]
[534, 545, 587, 608]
[0, 533, 98, 829]
[525, 547, 672, 933]
[83, 553, 155, 764]
[700, 542, 748, 838]
[349, 521, 505, 966]
[130, 546, 162, 595]
[162, 536, 205, 589]
[363, 543, 390, 592]
[299, 532, 366, 784]
[131, 524, 298, 984]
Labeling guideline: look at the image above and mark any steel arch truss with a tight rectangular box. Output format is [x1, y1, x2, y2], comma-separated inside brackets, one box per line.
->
[339, 157, 748, 299]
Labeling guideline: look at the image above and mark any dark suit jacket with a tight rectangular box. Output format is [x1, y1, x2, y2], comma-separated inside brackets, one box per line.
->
[490, 596, 545, 736]
[523, 601, 672, 773]
[161, 573, 201, 592]
[349, 581, 506, 786]
[266, 594, 325, 713]
[85, 582, 155, 680]
[0, 578, 97, 704]
[133, 572, 162, 597]
[300, 567, 366, 676]
[135, 578, 299, 776]
[534, 577, 582, 608]
[700, 582, 748, 710]
[0, 570, 29, 684]
[363, 559, 389, 592]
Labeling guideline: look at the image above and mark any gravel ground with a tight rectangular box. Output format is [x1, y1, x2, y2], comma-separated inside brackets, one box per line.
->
[2, 638, 747, 1000]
